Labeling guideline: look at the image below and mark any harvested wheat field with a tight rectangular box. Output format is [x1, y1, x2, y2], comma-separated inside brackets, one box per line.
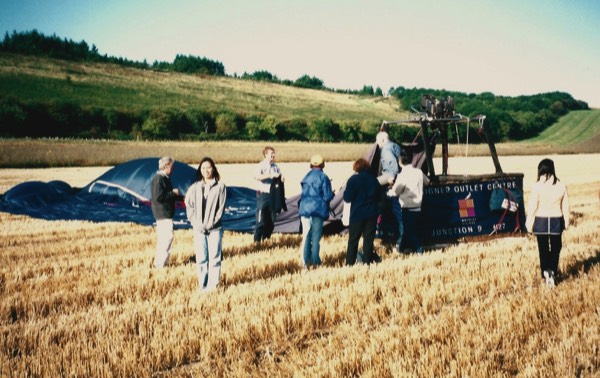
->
[1, 154, 599, 377]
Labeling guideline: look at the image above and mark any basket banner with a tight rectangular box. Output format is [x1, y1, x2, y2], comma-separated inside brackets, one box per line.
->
[419, 176, 525, 241]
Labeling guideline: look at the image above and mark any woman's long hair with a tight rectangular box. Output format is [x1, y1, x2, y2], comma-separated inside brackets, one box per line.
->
[537, 158, 558, 184]
[195, 157, 220, 182]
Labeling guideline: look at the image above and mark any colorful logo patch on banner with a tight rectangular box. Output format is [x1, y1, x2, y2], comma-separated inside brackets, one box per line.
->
[458, 198, 476, 218]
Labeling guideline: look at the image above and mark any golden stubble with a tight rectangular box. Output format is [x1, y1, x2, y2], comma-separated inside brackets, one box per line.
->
[0, 174, 598, 377]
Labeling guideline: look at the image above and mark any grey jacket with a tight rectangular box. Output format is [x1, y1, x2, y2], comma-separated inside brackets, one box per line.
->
[185, 179, 227, 232]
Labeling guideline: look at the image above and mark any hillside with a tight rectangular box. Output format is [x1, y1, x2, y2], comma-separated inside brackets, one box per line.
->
[0, 53, 405, 123]
[1, 52, 596, 147]
[525, 110, 600, 153]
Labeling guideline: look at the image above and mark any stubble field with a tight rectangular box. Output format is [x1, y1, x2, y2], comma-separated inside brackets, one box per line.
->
[1, 154, 599, 377]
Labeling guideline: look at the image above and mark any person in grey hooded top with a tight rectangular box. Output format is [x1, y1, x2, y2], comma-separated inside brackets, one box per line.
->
[185, 157, 227, 292]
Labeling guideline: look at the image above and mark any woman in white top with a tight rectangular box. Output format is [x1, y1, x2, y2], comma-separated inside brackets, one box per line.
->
[526, 158, 570, 287]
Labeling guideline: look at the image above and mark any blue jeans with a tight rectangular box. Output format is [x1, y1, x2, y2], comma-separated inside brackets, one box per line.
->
[390, 198, 403, 246]
[194, 227, 223, 291]
[300, 216, 324, 266]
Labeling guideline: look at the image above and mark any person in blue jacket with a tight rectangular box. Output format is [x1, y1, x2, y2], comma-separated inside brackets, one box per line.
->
[343, 158, 380, 265]
[298, 154, 334, 269]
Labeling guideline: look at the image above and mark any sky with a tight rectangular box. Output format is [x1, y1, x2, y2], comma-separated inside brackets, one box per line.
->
[2, 0, 599, 107]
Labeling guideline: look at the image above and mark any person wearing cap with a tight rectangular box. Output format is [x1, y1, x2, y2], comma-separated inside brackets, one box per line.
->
[298, 154, 334, 268]
[253, 146, 284, 243]
[151, 156, 182, 268]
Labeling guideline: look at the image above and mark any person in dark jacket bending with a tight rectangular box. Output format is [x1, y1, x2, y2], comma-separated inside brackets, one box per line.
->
[151, 156, 182, 268]
[298, 154, 334, 268]
[343, 158, 380, 265]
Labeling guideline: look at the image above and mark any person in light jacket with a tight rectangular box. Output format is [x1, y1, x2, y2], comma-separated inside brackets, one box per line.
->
[298, 154, 334, 268]
[525, 158, 570, 288]
[185, 157, 227, 292]
[375, 131, 403, 250]
[389, 150, 430, 254]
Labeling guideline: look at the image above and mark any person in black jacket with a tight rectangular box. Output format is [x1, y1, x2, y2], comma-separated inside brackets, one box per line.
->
[343, 158, 380, 265]
[151, 156, 182, 268]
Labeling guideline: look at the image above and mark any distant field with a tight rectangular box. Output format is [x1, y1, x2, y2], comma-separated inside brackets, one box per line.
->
[523, 109, 600, 153]
[530, 110, 600, 144]
[0, 139, 374, 168]
[1, 137, 599, 168]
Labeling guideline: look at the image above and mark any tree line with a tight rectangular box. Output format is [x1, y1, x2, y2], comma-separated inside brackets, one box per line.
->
[0, 30, 590, 142]
[0, 97, 392, 142]
[2, 91, 586, 143]
[239, 71, 383, 96]
[0, 30, 225, 76]
[1, 30, 348, 91]
[1, 30, 384, 94]
[390, 88, 588, 142]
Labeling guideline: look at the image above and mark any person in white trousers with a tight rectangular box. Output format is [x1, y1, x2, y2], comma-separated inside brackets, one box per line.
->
[151, 157, 181, 268]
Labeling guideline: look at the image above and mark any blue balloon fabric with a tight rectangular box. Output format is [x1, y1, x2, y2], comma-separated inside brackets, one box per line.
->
[0, 158, 345, 234]
[0, 149, 525, 241]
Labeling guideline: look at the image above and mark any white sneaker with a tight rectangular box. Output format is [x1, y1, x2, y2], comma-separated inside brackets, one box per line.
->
[543, 270, 555, 288]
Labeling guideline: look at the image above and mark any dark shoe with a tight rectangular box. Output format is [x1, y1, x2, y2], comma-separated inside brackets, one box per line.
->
[372, 252, 382, 263]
